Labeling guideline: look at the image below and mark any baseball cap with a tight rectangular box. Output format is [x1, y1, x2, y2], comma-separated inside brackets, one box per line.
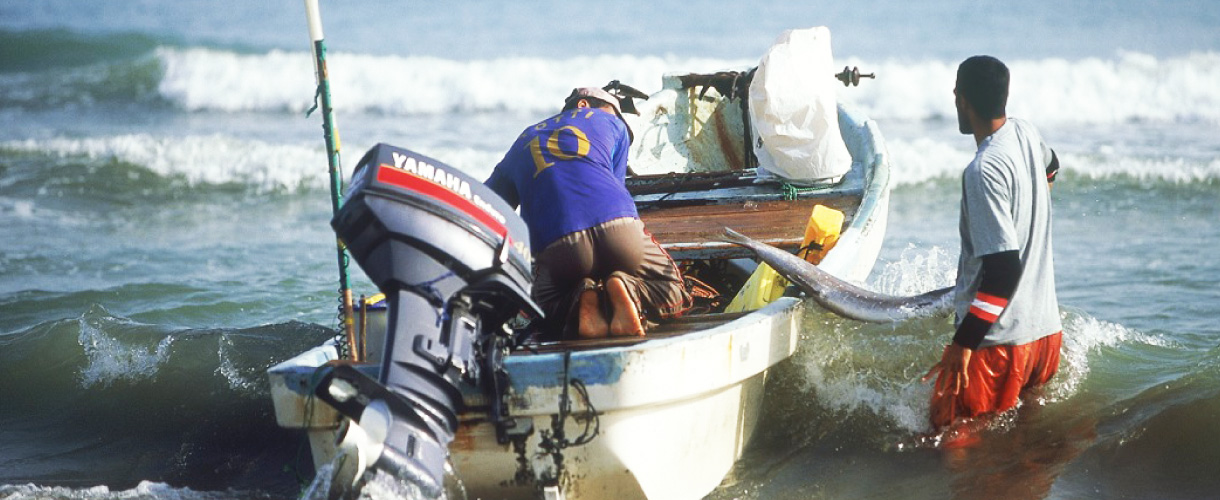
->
[564, 87, 624, 117]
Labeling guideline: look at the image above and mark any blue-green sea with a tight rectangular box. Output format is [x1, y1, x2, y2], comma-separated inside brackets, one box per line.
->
[2, 1, 1218, 499]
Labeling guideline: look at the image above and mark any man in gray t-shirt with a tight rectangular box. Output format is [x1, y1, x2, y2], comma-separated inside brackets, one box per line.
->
[923, 56, 1064, 432]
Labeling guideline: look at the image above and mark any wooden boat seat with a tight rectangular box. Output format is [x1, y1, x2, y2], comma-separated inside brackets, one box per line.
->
[639, 195, 859, 260]
[627, 170, 862, 260]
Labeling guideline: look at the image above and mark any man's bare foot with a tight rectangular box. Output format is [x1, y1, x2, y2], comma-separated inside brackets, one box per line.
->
[577, 288, 609, 338]
[607, 276, 645, 336]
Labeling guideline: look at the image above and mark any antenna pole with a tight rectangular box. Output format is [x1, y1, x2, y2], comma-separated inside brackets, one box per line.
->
[304, 0, 357, 359]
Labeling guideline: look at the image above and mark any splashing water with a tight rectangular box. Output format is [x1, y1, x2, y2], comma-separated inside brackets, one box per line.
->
[77, 307, 174, 388]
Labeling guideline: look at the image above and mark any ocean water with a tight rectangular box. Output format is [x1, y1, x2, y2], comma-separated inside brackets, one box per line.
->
[2, 1, 1218, 499]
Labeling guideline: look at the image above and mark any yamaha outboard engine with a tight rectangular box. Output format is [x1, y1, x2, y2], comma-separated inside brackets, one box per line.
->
[313, 144, 539, 496]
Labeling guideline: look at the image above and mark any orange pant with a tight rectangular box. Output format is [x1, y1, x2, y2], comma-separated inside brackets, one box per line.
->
[929, 332, 1063, 429]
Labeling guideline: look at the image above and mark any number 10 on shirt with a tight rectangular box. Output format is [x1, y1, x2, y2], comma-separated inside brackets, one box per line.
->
[529, 124, 592, 177]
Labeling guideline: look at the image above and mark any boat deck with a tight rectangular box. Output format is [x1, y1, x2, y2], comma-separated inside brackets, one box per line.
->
[525, 311, 751, 353]
[515, 171, 867, 353]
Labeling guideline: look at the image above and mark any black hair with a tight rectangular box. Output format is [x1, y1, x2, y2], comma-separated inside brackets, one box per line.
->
[957, 55, 1009, 119]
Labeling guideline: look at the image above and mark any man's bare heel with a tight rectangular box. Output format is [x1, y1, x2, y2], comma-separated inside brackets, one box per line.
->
[607, 276, 645, 337]
[577, 287, 609, 338]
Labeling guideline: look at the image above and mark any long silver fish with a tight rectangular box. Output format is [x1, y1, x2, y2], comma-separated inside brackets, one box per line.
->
[720, 227, 953, 322]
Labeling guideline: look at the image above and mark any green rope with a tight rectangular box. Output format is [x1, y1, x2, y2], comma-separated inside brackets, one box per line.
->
[781, 182, 811, 200]
[780, 181, 834, 200]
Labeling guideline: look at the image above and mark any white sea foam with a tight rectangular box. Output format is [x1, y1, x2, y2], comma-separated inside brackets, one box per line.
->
[787, 248, 1180, 435]
[156, 47, 752, 115]
[800, 355, 932, 434]
[1042, 312, 1173, 406]
[1, 133, 511, 192]
[792, 246, 958, 434]
[882, 136, 976, 186]
[154, 47, 1220, 126]
[8, 50, 1219, 191]
[839, 51, 1220, 125]
[877, 135, 1220, 186]
[4, 126, 1213, 196]
[3, 134, 331, 191]
[158, 48, 317, 113]
[1066, 154, 1220, 184]
[0, 481, 257, 500]
[871, 244, 956, 295]
[792, 309, 1175, 435]
[77, 311, 174, 388]
[215, 333, 259, 393]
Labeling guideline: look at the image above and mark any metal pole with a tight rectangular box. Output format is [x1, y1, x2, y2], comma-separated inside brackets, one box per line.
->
[304, 0, 357, 359]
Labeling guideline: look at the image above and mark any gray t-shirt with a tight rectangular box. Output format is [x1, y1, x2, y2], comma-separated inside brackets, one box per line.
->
[954, 118, 1062, 347]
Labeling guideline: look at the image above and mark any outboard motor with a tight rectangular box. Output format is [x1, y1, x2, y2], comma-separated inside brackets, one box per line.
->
[313, 144, 539, 496]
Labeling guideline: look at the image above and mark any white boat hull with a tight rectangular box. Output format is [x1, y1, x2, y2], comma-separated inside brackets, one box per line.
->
[449, 304, 793, 499]
[268, 95, 891, 500]
[454, 373, 769, 499]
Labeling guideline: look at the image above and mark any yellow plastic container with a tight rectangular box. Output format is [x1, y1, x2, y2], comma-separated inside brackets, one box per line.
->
[801, 204, 844, 265]
[724, 261, 787, 313]
[724, 204, 844, 312]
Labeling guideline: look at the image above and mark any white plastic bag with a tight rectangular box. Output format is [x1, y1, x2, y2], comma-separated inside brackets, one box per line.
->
[749, 27, 851, 184]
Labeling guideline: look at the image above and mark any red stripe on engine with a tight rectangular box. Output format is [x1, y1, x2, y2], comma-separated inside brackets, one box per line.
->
[375, 164, 508, 238]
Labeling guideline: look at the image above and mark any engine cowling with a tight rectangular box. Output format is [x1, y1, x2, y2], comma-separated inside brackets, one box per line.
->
[318, 143, 539, 496]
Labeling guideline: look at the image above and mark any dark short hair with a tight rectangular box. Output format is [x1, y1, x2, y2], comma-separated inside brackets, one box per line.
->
[957, 55, 1009, 119]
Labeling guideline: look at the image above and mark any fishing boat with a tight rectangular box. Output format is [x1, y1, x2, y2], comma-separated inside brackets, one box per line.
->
[268, 7, 890, 500]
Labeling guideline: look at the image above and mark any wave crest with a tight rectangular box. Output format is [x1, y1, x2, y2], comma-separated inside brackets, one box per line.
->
[149, 48, 1220, 125]
[2, 134, 329, 192]
[840, 51, 1220, 125]
[78, 306, 174, 388]
[156, 47, 751, 114]
[4, 27, 1218, 127]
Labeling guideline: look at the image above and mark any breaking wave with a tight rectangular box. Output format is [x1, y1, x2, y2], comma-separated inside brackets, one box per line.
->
[0, 307, 334, 494]
[3, 130, 1215, 200]
[154, 49, 1220, 125]
[4, 28, 1218, 125]
[884, 136, 1220, 187]
[0, 134, 510, 194]
[839, 51, 1220, 126]
[0, 134, 327, 192]
[4, 29, 1217, 191]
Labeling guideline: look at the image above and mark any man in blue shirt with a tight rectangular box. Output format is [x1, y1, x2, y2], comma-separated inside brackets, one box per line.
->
[486, 87, 691, 340]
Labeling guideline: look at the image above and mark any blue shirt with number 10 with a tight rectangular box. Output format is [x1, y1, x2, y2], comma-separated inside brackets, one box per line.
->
[485, 107, 638, 252]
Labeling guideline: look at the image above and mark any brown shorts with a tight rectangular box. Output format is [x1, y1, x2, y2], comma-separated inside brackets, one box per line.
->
[533, 217, 691, 339]
[929, 331, 1063, 429]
